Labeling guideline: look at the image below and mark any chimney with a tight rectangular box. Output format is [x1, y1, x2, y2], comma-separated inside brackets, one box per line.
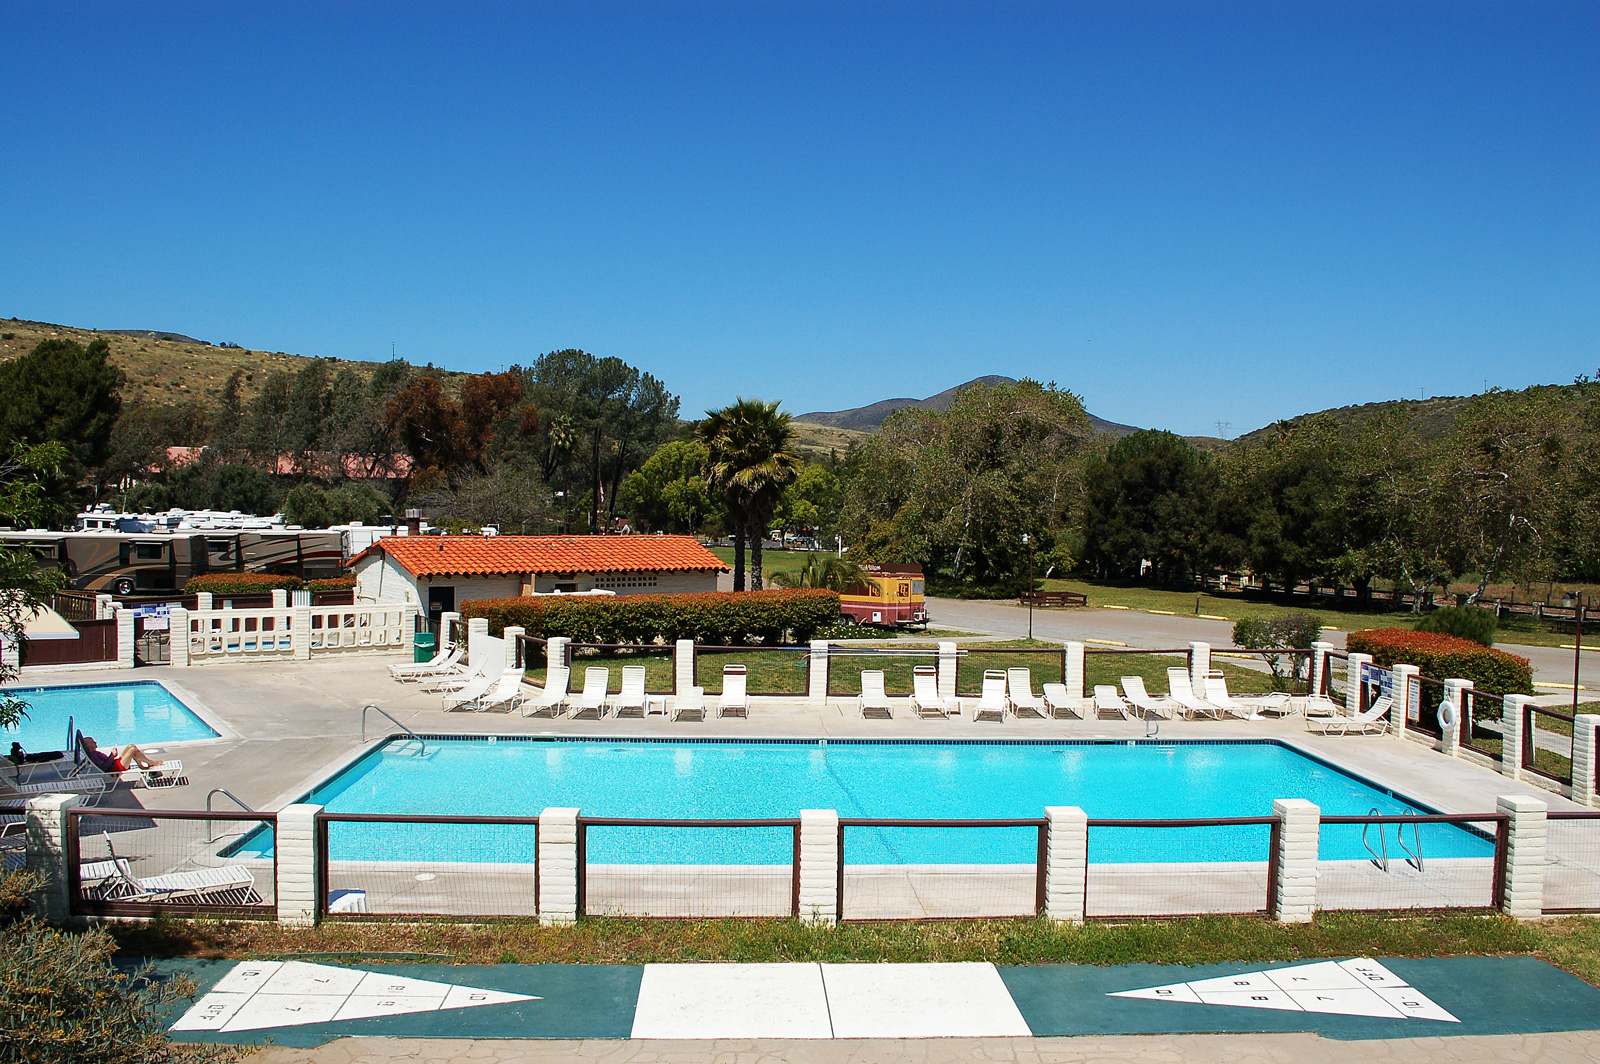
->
[405, 508, 422, 536]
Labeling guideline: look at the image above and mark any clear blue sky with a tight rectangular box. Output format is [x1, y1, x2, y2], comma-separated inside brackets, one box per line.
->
[3, 2, 1595, 437]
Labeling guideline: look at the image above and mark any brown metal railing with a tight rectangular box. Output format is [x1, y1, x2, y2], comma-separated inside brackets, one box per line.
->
[67, 807, 277, 919]
[699, 645, 811, 696]
[837, 817, 1048, 921]
[955, 647, 1066, 698]
[1522, 704, 1576, 785]
[1545, 811, 1600, 914]
[1460, 690, 1504, 762]
[577, 816, 802, 918]
[1409, 676, 1445, 738]
[1318, 812, 1508, 912]
[565, 642, 677, 694]
[1084, 816, 1279, 920]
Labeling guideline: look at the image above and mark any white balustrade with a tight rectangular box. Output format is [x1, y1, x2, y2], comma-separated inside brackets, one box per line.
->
[181, 604, 418, 664]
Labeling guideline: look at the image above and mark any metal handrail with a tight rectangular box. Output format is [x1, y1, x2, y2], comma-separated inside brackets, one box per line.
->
[360, 703, 426, 754]
[1396, 806, 1425, 871]
[206, 787, 256, 842]
[1361, 806, 1389, 871]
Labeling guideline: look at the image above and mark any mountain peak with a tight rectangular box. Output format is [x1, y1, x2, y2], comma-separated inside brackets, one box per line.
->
[796, 376, 1137, 435]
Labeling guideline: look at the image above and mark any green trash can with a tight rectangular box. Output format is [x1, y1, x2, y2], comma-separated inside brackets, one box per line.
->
[414, 631, 438, 663]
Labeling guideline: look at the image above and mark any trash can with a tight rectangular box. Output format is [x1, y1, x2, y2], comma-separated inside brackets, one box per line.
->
[413, 632, 437, 663]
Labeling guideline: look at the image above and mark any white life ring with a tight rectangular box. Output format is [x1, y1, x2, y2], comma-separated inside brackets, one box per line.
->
[1437, 698, 1458, 732]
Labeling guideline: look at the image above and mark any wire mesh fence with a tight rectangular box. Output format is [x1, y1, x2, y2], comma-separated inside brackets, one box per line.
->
[828, 648, 942, 697]
[319, 814, 540, 919]
[837, 819, 1045, 920]
[1316, 813, 1503, 912]
[1, 803, 25, 873]
[956, 649, 1064, 698]
[1460, 690, 1505, 763]
[579, 818, 798, 918]
[566, 644, 676, 696]
[1409, 676, 1446, 738]
[1085, 818, 1275, 919]
[69, 808, 276, 918]
[1522, 704, 1576, 786]
[1545, 812, 1600, 913]
[697, 646, 810, 695]
[1324, 652, 1349, 703]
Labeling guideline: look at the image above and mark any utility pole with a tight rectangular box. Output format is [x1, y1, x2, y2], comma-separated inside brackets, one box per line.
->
[1021, 533, 1034, 641]
[1575, 593, 1585, 717]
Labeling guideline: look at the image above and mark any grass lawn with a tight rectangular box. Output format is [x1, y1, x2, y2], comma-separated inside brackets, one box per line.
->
[707, 546, 816, 579]
[108, 914, 1600, 985]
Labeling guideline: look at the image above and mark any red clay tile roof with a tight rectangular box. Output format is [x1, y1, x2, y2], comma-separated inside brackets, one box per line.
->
[351, 534, 729, 579]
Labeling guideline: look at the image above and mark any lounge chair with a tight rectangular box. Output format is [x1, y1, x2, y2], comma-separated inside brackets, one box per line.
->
[129, 759, 187, 788]
[473, 669, 528, 713]
[857, 670, 893, 719]
[570, 667, 611, 719]
[1301, 693, 1343, 718]
[1202, 674, 1259, 720]
[1120, 676, 1173, 719]
[388, 644, 462, 681]
[719, 665, 749, 718]
[1, 764, 111, 804]
[1093, 684, 1130, 719]
[520, 666, 571, 717]
[1042, 683, 1086, 719]
[1307, 695, 1394, 736]
[83, 834, 261, 906]
[911, 665, 952, 719]
[610, 665, 649, 717]
[1007, 668, 1047, 718]
[1167, 667, 1221, 720]
[1254, 691, 1295, 717]
[419, 659, 490, 693]
[442, 670, 499, 712]
[972, 669, 1008, 721]
[673, 686, 707, 721]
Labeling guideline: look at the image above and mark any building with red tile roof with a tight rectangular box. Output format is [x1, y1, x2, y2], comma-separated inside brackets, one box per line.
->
[351, 534, 728, 620]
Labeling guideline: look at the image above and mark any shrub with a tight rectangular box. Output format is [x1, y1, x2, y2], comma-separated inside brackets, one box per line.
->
[1345, 628, 1533, 697]
[1231, 612, 1322, 691]
[1414, 605, 1498, 646]
[305, 576, 358, 590]
[183, 573, 357, 594]
[462, 589, 842, 645]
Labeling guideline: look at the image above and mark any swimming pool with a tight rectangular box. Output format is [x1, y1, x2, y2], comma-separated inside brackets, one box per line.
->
[1, 681, 218, 753]
[256, 737, 1494, 866]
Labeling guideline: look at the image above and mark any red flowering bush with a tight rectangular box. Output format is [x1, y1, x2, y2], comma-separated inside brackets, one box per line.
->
[1345, 628, 1533, 696]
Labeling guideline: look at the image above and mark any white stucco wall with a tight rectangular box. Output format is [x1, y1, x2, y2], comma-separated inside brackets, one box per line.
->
[528, 571, 718, 595]
[355, 554, 422, 606]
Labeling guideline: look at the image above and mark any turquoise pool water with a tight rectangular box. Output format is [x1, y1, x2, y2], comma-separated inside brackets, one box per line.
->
[2, 681, 218, 752]
[258, 738, 1495, 866]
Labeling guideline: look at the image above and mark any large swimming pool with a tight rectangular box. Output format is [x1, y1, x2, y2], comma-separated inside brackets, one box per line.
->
[1, 681, 218, 752]
[255, 737, 1494, 866]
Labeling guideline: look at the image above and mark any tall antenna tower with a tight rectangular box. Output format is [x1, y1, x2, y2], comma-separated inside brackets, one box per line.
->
[1214, 420, 1231, 440]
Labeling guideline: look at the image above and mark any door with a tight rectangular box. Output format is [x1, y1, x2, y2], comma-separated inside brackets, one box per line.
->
[427, 585, 455, 635]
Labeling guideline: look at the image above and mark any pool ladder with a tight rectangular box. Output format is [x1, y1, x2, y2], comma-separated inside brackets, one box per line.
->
[206, 787, 255, 843]
[1361, 805, 1425, 873]
[360, 703, 428, 756]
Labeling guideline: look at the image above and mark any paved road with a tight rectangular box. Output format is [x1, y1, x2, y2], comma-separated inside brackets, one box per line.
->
[928, 598, 1593, 691]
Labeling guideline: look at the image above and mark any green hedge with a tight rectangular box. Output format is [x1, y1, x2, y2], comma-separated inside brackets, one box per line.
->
[462, 589, 842, 645]
[1345, 628, 1533, 697]
[183, 573, 357, 594]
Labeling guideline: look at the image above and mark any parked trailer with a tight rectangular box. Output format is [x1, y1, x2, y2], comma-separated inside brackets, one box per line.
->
[839, 563, 928, 627]
[0, 529, 348, 595]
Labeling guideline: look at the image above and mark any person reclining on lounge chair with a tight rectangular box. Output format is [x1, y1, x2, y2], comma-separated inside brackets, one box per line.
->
[81, 736, 166, 773]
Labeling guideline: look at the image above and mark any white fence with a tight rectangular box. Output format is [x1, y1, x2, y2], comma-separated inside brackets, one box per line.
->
[174, 598, 417, 666]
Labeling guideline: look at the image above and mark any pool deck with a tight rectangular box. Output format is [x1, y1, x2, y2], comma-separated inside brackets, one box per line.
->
[21, 656, 1586, 822]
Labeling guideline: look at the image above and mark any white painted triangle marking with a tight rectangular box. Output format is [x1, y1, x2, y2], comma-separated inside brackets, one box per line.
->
[171, 961, 538, 1034]
[1108, 959, 1459, 1023]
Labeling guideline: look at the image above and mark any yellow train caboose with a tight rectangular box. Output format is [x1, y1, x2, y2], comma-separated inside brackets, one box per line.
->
[840, 563, 928, 627]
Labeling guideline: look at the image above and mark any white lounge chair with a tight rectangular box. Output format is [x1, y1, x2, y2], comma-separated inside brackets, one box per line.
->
[858, 670, 893, 719]
[673, 685, 707, 721]
[520, 666, 571, 717]
[1006, 668, 1046, 718]
[419, 659, 490, 693]
[388, 644, 462, 681]
[1120, 676, 1173, 719]
[84, 835, 261, 906]
[1301, 693, 1343, 718]
[2, 763, 111, 804]
[1167, 667, 1221, 720]
[1202, 674, 1259, 720]
[473, 669, 528, 713]
[1093, 684, 1131, 719]
[719, 665, 749, 718]
[442, 670, 499, 712]
[1308, 695, 1394, 736]
[129, 759, 187, 788]
[610, 665, 649, 717]
[570, 667, 611, 719]
[1042, 683, 1086, 719]
[972, 669, 1008, 722]
[911, 665, 952, 719]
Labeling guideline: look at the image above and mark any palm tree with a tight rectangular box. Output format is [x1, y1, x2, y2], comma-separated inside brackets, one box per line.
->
[769, 554, 867, 593]
[698, 399, 803, 591]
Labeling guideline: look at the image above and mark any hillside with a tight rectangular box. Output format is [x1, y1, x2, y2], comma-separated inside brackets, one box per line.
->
[0, 317, 439, 408]
[797, 375, 1141, 436]
[1230, 394, 1474, 447]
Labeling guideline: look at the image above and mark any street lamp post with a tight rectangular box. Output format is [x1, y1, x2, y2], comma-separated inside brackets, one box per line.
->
[1021, 533, 1034, 641]
[1575, 592, 1586, 717]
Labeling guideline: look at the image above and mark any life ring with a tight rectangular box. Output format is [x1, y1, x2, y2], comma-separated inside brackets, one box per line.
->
[1437, 698, 1458, 732]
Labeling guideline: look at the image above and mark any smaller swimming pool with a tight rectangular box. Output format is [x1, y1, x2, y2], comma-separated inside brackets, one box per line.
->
[2, 681, 218, 753]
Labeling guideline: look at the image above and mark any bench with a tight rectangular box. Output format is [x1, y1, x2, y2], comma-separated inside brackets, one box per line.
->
[1019, 591, 1088, 608]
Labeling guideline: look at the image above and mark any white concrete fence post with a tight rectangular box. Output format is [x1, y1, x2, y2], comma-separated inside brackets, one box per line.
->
[1271, 798, 1320, 923]
[1441, 678, 1472, 758]
[403, 606, 420, 658]
[194, 592, 214, 611]
[1390, 663, 1418, 740]
[439, 610, 461, 649]
[1309, 640, 1333, 699]
[1043, 805, 1088, 924]
[114, 606, 136, 669]
[809, 641, 830, 705]
[676, 639, 696, 695]
[537, 807, 580, 926]
[503, 626, 524, 671]
[95, 593, 115, 620]
[467, 617, 490, 666]
[271, 588, 289, 609]
[1188, 641, 1210, 693]
[1497, 794, 1546, 919]
[1502, 694, 1534, 781]
[25, 794, 81, 925]
[1573, 715, 1600, 807]
[1344, 652, 1372, 715]
[938, 641, 959, 704]
[547, 635, 570, 673]
[168, 606, 190, 667]
[797, 809, 840, 926]
[275, 803, 322, 926]
[1064, 641, 1085, 702]
[292, 605, 312, 660]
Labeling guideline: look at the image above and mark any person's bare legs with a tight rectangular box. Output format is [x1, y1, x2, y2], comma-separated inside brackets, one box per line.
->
[113, 744, 164, 770]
